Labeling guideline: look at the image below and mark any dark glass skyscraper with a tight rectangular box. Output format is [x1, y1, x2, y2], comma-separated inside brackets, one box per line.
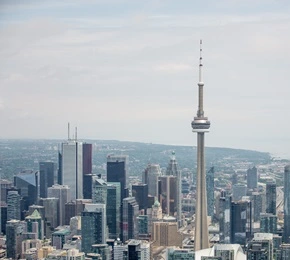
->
[39, 162, 55, 198]
[266, 180, 276, 215]
[14, 170, 38, 210]
[107, 182, 121, 239]
[82, 143, 92, 175]
[283, 165, 290, 243]
[132, 183, 148, 213]
[6, 220, 23, 259]
[230, 200, 252, 245]
[122, 197, 139, 242]
[107, 155, 128, 201]
[81, 204, 106, 253]
[82, 143, 93, 199]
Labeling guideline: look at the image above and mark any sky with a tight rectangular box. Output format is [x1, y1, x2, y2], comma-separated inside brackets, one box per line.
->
[0, 0, 290, 158]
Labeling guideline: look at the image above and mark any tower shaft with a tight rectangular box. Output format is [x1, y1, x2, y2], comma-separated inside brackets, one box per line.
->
[191, 40, 210, 251]
[194, 133, 209, 250]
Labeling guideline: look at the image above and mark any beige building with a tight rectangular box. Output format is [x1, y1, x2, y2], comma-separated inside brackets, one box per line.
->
[152, 221, 183, 247]
[37, 245, 55, 259]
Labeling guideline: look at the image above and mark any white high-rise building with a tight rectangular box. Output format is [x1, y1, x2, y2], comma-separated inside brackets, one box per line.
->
[61, 141, 83, 200]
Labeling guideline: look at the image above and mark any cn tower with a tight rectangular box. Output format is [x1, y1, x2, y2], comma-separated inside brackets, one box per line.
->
[191, 40, 210, 251]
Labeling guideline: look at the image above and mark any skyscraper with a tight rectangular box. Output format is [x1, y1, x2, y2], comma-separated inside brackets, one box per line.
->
[47, 184, 70, 226]
[166, 152, 182, 228]
[81, 203, 106, 253]
[7, 190, 21, 221]
[247, 166, 258, 190]
[39, 198, 59, 231]
[159, 175, 178, 216]
[283, 165, 290, 243]
[92, 175, 107, 204]
[219, 192, 231, 244]
[6, 219, 23, 259]
[122, 197, 139, 242]
[60, 141, 83, 200]
[266, 180, 276, 215]
[107, 155, 128, 201]
[14, 170, 38, 210]
[39, 162, 55, 198]
[132, 183, 148, 213]
[142, 164, 161, 198]
[82, 143, 93, 199]
[230, 200, 252, 245]
[107, 182, 121, 239]
[191, 40, 210, 250]
[260, 213, 277, 234]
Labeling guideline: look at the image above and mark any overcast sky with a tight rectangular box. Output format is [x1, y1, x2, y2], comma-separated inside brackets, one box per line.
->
[0, 0, 290, 158]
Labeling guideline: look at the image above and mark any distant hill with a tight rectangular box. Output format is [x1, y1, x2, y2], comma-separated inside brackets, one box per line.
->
[0, 139, 271, 180]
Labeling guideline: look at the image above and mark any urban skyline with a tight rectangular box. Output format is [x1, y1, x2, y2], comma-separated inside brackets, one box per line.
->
[0, 0, 290, 159]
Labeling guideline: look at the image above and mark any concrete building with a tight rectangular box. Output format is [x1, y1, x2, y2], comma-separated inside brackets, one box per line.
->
[152, 221, 183, 247]
[25, 209, 44, 240]
[21, 239, 42, 259]
[280, 244, 290, 260]
[47, 184, 70, 226]
[167, 247, 195, 260]
[260, 213, 277, 234]
[159, 175, 178, 216]
[46, 248, 85, 259]
[247, 233, 273, 260]
[52, 227, 71, 249]
[252, 192, 263, 222]
[232, 184, 247, 202]
[7, 190, 21, 221]
[142, 164, 161, 198]
[194, 244, 246, 260]
[0, 179, 12, 202]
[166, 152, 182, 227]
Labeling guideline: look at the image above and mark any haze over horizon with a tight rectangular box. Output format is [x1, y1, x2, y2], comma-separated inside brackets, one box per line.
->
[1, 0, 290, 159]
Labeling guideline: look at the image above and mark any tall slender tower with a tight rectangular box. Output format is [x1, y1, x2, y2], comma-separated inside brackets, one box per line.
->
[191, 40, 210, 250]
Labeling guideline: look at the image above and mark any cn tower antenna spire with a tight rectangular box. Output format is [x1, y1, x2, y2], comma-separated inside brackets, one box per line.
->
[199, 39, 203, 83]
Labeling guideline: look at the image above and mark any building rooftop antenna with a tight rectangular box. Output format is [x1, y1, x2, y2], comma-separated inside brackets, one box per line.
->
[68, 122, 70, 141]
